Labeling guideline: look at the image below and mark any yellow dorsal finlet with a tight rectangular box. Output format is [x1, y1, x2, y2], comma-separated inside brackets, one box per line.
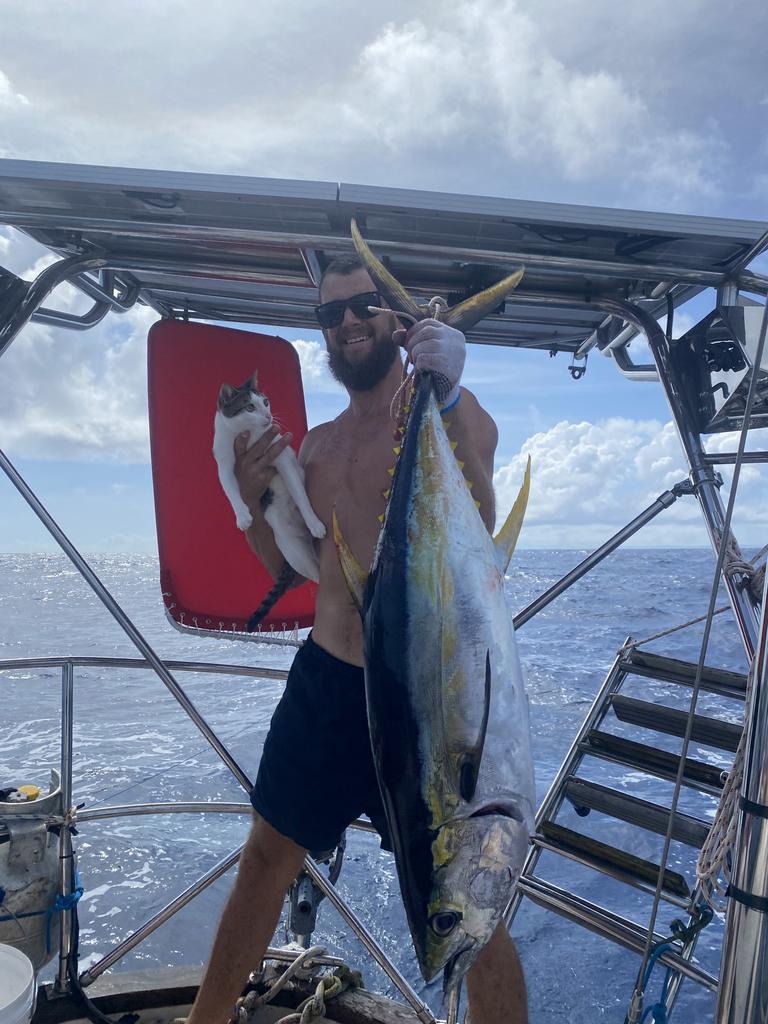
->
[493, 455, 531, 573]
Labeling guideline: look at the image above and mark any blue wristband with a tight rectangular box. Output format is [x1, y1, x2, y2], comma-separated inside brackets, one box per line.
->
[440, 391, 461, 416]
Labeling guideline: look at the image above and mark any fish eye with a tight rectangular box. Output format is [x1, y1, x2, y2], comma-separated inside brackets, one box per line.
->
[429, 910, 462, 937]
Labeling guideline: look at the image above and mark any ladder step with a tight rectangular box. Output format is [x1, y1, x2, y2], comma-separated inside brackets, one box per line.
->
[564, 778, 711, 847]
[611, 694, 742, 752]
[516, 875, 718, 991]
[621, 649, 747, 699]
[536, 821, 691, 901]
[583, 729, 727, 794]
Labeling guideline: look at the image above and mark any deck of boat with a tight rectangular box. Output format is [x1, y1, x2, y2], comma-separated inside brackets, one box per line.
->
[33, 966, 425, 1024]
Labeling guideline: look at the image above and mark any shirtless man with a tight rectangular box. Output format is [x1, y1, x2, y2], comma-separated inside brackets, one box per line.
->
[186, 255, 528, 1024]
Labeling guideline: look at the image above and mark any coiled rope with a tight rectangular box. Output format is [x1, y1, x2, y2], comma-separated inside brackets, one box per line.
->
[695, 652, 757, 907]
[226, 946, 362, 1024]
[368, 296, 451, 423]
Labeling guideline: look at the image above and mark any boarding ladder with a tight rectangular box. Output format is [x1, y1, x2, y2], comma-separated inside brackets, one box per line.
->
[507, 644, 748, 1001]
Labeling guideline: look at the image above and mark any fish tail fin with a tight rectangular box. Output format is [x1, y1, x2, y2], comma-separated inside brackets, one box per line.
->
[351, 219, 423, 322]
[351, 219, 524, 334]
[443, 268, 524, 333]
[332, 506, 367, 614]
[493, 455, 531, 574]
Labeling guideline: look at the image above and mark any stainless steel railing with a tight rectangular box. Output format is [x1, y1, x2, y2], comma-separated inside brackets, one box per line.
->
[0, 655, 439, 1024]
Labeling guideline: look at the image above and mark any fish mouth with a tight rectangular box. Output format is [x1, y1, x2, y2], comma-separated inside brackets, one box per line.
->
[442, 942, 477, 996]
[468, 800, 526, 823]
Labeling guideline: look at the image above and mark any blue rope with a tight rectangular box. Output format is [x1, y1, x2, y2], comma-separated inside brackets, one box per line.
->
[46, 869, 84, 953]
[639, 943, 674, 1024]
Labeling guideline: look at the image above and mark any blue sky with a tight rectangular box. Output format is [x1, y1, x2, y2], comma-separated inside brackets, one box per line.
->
[1, 0, 767, 551]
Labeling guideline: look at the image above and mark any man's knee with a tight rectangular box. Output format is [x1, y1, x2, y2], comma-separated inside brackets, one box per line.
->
[235, 814, 307, 891]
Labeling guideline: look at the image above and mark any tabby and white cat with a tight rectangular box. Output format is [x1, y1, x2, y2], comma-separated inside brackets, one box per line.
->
[213, 373, 325, 626]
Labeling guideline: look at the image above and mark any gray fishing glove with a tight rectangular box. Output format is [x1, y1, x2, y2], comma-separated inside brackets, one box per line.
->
[397, 319, 466, 406]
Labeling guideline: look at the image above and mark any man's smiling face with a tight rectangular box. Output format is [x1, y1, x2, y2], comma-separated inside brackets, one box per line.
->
[320, 268, 400, 392]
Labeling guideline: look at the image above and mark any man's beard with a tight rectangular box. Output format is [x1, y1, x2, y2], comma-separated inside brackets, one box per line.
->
[327, 335, 398, 392]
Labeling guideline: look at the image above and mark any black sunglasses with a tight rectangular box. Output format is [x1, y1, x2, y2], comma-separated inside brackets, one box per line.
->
[314, 291, 382, 329]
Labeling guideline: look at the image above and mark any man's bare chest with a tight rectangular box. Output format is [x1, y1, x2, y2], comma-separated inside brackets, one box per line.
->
[305, 423, 396, 554]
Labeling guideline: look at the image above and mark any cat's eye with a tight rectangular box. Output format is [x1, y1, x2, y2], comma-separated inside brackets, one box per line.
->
[264, 398, 270, 407]
[245, 403, 254, 411]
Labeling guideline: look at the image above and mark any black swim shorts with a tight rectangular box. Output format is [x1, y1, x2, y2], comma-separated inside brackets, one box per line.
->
[250, 634, 391, 854]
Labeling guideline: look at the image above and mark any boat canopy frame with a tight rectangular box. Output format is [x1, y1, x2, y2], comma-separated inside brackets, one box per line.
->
[1, 159, 767, 374]
[2, 160, 768, 1024]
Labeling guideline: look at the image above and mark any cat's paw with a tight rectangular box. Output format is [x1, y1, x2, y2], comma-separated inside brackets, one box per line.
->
[236, 511, 253, 531]
[308, 517, 326, 539]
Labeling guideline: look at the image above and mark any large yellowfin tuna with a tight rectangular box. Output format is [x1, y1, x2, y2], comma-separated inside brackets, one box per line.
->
[335, 223, 535, 995]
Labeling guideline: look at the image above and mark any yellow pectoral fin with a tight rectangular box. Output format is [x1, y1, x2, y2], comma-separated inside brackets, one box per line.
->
[332, 507, 368, 614]
[493, 455, 531, 573]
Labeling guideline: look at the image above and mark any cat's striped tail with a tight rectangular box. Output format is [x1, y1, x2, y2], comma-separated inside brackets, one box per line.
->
[246, 562, 298, 631]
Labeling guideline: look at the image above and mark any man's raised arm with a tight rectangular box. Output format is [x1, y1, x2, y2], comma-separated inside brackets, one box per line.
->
[399, 319, 498, 533]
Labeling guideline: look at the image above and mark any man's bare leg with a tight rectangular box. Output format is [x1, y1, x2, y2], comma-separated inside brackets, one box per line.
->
[186, 815, 307, 1024]
[464, 923, 527, 1024]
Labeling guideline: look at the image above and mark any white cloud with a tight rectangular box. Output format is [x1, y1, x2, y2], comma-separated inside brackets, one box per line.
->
[1, 1, 761, 210]
[0, 227, 58, 278]
[495, 418, 768, 548]
[0, 304, 155, 463]
[291, 339, 342, 394]
[343, 2, 724, 204]
[0, 69, 29, 108]
[0, 235, 159, 463]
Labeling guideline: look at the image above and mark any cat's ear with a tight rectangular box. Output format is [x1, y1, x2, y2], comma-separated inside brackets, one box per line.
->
[249, 369, 258, 390]
[217, 383, 236, 407]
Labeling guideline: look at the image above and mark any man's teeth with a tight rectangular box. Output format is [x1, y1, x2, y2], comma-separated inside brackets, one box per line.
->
[345, 334, 368, 345]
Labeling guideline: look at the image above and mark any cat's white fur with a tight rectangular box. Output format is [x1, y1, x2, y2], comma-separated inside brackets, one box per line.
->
[213, 376, 325, 583]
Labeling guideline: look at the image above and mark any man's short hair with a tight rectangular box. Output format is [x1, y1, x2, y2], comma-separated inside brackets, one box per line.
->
[319, 253, 365, 293]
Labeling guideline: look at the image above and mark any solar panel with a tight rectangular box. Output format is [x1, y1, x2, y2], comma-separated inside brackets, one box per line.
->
[1, 158, 765, 355]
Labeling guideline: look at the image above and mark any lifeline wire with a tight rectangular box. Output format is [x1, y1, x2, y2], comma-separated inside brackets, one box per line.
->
[621, 542, 768, 652]
[83, 713, 264, 808]
[628, 294, 768, 1023]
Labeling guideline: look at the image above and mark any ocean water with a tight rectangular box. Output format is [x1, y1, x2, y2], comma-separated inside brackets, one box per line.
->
[0, 549, 751, 1022]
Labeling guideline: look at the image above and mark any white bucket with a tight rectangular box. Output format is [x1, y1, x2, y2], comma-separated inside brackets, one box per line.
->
[0, 944, 35, 1024]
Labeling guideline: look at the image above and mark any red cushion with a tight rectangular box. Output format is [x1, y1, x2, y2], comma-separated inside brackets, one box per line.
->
[148, 320, 317, 633]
